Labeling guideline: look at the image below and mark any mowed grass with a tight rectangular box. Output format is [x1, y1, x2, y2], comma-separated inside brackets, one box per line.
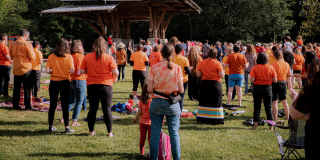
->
[0, 65, 305, 160]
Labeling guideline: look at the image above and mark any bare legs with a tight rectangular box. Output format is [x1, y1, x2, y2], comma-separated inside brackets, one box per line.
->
[272, 100, 290, 121]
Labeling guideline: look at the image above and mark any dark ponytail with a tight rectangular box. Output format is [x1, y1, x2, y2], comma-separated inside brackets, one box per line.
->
[161, 43, 174, 69]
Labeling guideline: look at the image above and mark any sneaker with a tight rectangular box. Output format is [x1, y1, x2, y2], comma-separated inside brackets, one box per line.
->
[49, 127, 57, 132]
[65, 128, 74, 133]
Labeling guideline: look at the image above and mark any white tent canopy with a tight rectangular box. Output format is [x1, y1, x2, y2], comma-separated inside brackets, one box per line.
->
[41, 4, 119, 14]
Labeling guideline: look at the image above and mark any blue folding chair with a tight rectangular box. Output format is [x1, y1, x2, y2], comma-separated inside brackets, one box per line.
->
[266, 118, 305, 160]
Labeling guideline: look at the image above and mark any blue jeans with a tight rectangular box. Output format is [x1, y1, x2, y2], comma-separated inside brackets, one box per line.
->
[68, 80, 87, 121]
[149, 98, 181, 160]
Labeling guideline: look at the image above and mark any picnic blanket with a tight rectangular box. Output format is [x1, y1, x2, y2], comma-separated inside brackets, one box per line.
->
[0, 101, 62, 112]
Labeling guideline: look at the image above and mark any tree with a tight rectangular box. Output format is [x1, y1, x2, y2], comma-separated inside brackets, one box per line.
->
[299, 0, 320, 42]
[0, 0, 31, 35]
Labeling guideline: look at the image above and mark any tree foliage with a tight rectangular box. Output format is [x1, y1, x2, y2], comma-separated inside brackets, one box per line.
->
[299, 0, 320, 42]
[0, 0, 31, 35]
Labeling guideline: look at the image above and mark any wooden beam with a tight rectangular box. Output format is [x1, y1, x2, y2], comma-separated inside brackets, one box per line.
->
[149, 8, 153, 30]
[161, 17, 165, 39]
[110, 11, 116, 30]
[126, 19, 130, 39]
[84, 18, 102, 36]
[97, 13, 106, 36]
[164, 13, 173, 31]
[115, 11, 120, 38]
[153, 9, 157, 38]
[156, 10, 166, 32]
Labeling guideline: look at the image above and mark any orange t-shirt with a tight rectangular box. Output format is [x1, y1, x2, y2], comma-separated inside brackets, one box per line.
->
[316, 47, 320, 55]
[46, 53, 74, 81]
[197, 58, 223, 83]
[9, 38, 36, 75]
[301, 64, 318, 80]
[0, 43, 11, 66]
[130, 51, 149, 71]
[222, 56, 229, 75]
[293, 54, 304, 71]
[249, 64, 277, 85]
[149, 52, 162, 67]
[116, 49, 127, 65]
[81, 52, 117, 86]
[148, 62, 183, 99]
[70, 53, 87, 81]
[138, 100, 151, 125]
[297, 39, 303, 46]
[272, 61, 290, 81]
[32, 48, 43, 70]
[225, 52, 247, 75]
[255, 47, 260, 54]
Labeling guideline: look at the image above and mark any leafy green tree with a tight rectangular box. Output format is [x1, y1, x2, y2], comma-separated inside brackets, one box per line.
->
[0, 0, 31, 35]
[299, 0, 320, 42]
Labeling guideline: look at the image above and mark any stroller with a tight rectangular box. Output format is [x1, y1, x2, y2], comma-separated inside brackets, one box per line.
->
[266, 118, 305, 160]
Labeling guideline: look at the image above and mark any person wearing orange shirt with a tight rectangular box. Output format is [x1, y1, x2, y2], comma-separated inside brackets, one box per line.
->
[296, 36, 303, 47]
[222, 47, 236, 99]
[46, 38, 75, 133]
[0, 33, 12, 98]
[116, 42, 127, 82]
[173, 44, 191, 111]
[80, 37, 118, 136]
[130, 43, 149, 99]
[224, 45, 249, 107]
[294, 51, 319, 86]
[197, 48, 225, 125]
[292, 48, 304, 89]
[31, 41, 43, 98]
[9, 29, 35, 110]
[66, 40, 87, 127]
[255, 43, 261, 54]
[187, 46, 202, 101]
[271, 50, 291, 121]
[249, 53, 277, 130]
[149, 45, 162, 67]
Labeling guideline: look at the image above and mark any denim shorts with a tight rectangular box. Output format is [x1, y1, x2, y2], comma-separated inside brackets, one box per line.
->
[149, 98, 181, 116]
[228, 74, 244, 87]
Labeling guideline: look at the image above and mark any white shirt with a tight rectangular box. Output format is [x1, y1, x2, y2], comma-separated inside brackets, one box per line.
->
[145, 45, 152, 56]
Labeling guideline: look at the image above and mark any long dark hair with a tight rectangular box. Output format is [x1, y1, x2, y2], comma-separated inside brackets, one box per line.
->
[70, 40, 84, 54]
[140, 83, 151, 104]
[305, 51, 318, 77]
[93, 36, 106, 61]
[53, 38, 70, 57]
[161, 43, 174, 69]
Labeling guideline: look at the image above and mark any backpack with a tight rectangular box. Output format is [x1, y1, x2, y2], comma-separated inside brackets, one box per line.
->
[158, 131, 171, 160]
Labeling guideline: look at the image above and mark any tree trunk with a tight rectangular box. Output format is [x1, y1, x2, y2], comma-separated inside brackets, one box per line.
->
[274, 31, 276, 43]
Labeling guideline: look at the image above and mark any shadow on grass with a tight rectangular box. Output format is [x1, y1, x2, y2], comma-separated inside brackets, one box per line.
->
[27, 152, 146, 159]
[0, 121, 43, 126]
[0, 129, 57, 137]
[179, 125, 249, 131]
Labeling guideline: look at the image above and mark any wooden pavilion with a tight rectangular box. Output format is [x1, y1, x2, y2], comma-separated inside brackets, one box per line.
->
[41, 0, 201, 42]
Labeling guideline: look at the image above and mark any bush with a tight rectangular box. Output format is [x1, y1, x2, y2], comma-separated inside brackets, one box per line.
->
[41, 45, 52, 59]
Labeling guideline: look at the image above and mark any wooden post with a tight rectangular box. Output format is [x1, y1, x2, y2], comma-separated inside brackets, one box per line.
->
[153, 9, 157, 38]
[126, 19, 130, 39]
[161, 17, 165, 39]
[110, 11, 116, 37]
[149, 8, 153, 38]
[121, 20, 126, 39]
[164, 14, 173, 31]
[114, 11, 120, 38]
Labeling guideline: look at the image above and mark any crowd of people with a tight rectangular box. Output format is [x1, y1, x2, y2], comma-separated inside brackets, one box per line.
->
[1, 28, 319, 159]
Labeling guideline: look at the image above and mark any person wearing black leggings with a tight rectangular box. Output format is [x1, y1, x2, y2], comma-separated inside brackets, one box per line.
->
[80, 37, 118, 136]
[46, 38, 75, 133]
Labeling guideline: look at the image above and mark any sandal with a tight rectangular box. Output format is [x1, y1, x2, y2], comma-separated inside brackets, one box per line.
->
[108, 133, 115, 137]
[89, 131, 97, 136]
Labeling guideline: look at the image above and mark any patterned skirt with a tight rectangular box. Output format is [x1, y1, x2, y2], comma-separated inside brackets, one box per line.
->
[197, 80, 224, 125]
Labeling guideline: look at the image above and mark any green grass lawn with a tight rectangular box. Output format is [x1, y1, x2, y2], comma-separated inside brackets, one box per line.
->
[0, 66, 305, 160]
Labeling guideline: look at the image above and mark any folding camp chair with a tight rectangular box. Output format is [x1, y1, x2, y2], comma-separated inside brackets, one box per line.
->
[266, 118, 305, 160]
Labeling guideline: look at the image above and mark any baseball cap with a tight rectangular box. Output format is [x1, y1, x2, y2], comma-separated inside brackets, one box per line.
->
[175, 44, 184, 53]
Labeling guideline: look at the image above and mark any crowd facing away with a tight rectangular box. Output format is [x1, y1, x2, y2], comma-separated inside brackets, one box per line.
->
[0, 28, 319, 159]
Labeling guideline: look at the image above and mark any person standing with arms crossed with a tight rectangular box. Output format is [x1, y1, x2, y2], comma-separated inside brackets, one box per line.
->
[9, 29, 35, 110]
[0, 33, 12, 98]
[224, 45, 248, 107]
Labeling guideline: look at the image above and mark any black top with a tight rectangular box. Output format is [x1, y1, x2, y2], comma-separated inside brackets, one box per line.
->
[283, 53, 294, 70]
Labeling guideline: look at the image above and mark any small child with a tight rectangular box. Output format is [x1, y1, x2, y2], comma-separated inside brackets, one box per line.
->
[132, 83, 151, 155]
[297, 36, 303, 48]
[32, 41, 43, 98]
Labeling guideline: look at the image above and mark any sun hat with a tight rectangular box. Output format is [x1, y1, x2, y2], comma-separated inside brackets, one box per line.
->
[118, 42, 125, 49]
[256, 43, 261, 47]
